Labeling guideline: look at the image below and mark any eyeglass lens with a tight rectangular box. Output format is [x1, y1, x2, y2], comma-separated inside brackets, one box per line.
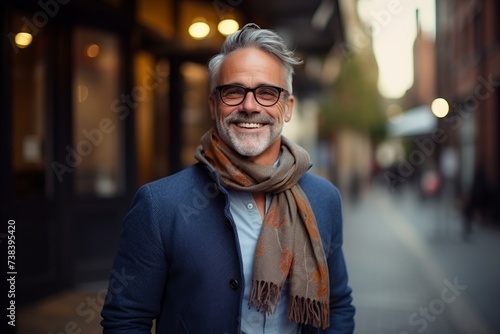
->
[220, 86, 281, 106]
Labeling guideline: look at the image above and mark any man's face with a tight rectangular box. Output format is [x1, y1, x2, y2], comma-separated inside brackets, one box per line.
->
[209, 47, 294, 165]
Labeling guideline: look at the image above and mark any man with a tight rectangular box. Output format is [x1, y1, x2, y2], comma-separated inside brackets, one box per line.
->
[101, 23, 355, 333]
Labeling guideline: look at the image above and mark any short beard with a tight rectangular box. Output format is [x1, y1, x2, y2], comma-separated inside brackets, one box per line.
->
[214, 111, 283, 157]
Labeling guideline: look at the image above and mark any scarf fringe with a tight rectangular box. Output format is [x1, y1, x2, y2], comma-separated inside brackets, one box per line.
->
[248, 280, 282, 314]
[288, 296, 330, 330]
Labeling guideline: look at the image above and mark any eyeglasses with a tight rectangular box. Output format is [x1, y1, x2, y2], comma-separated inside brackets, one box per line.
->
[214, 84, 288, 107]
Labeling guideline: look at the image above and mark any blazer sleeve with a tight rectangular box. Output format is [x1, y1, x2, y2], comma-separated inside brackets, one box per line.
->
[324, 186, 355, 334]
[101, 184, 168, 333]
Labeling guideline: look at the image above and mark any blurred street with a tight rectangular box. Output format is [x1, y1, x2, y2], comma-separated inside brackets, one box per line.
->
[17, 179, 500, 334]
[343, 182, 500, 334]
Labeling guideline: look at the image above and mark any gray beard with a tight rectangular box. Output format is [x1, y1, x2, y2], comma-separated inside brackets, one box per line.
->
[215, 115, 283, 157]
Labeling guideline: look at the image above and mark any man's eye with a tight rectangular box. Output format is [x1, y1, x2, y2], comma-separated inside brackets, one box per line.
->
[257, 88, 278, 98]
[224, 87, 243, 96]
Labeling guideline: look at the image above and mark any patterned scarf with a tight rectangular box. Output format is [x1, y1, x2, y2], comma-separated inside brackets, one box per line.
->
[194, 129, 330, 329]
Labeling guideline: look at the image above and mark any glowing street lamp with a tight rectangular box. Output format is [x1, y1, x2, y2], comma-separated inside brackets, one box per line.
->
[15, 32, 33, 48]
[218, 19, 239, 36]
[188, 20, 210, 39]
[431, 97, 449, 118]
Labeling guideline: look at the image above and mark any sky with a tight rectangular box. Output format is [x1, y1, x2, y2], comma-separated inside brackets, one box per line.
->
[357, 0, 436, 99]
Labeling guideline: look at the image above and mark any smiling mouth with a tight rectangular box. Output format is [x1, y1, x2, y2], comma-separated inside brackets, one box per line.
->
[235, 122, 264, 129]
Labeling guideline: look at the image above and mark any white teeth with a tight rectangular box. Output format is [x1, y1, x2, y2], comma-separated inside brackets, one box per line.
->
[237, 122, 262, 128]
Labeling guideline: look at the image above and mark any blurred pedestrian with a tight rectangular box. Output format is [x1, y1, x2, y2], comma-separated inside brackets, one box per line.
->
[463, 165, 490, 239]
[101, 23, 355, 333]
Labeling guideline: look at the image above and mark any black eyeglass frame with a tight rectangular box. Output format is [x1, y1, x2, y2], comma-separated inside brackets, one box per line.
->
[214, 84, 289, 107]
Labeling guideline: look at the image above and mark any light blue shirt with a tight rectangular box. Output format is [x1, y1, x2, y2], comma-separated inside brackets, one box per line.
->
[227, 189, 301, 334]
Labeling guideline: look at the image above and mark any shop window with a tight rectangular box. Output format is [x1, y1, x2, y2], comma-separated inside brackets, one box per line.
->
[72, 27, 124, 197]
[134, 52, 170, 186]
[10, 11, 49, 200]
[181, 62, 211, 167]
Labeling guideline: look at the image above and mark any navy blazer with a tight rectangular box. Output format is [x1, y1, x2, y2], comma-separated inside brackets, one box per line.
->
[101, 163, 355, 333]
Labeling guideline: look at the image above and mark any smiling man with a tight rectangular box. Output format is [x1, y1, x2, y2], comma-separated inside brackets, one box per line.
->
[101, 23, 355, 334]
[210, 46, 292, 163]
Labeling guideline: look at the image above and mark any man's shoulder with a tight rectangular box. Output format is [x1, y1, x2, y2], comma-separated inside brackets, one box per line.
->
[140, 163, 211, 195]
[300, 172, 340, 198]
[300, 172, 343, 231]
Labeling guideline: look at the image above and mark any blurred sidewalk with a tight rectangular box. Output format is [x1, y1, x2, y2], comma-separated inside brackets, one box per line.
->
[343, 183, 500, 334]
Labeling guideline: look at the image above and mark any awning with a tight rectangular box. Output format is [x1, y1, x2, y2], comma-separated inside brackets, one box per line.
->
[387, 105, 438, 137]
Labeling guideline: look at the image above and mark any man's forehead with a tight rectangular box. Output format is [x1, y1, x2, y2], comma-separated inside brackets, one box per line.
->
[218, 47, 286, 82]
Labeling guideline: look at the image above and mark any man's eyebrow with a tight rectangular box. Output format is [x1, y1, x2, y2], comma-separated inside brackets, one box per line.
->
[220, 82, 279, 88]
[222, 82, 244, 86]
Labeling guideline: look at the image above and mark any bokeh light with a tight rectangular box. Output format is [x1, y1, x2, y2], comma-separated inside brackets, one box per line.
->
[15, 32, 33, 48]
[431, 97, 449, 118]
[188, 20, 210, 39]
[218, 19, 239, 36]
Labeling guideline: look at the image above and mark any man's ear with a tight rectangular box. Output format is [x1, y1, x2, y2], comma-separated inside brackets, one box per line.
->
[284, 95, 294, 122]
[209, 95, 216, 120]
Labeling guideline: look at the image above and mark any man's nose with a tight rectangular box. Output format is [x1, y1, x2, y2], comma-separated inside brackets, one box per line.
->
[240, 91, 259, 111]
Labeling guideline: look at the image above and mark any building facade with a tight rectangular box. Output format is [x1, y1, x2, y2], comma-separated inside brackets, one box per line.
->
[1, 0, 345, 305]
[435, 0, 500, 221]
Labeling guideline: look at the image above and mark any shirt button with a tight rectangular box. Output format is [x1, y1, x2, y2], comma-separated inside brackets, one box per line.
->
[229, 279, 239, 290]
[247, 203, 254, 210]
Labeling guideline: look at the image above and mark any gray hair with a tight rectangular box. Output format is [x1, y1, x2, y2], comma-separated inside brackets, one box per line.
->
[208, 23, 302, 93]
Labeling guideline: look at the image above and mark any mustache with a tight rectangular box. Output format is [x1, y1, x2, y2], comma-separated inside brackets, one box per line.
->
[224, 113, 275, 125]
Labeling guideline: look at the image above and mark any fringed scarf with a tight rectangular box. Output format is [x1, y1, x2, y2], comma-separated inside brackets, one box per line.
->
[194, 129, 330, 329]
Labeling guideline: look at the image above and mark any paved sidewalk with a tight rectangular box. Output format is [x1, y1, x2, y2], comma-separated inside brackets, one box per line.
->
[342, 184, 500, 334]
